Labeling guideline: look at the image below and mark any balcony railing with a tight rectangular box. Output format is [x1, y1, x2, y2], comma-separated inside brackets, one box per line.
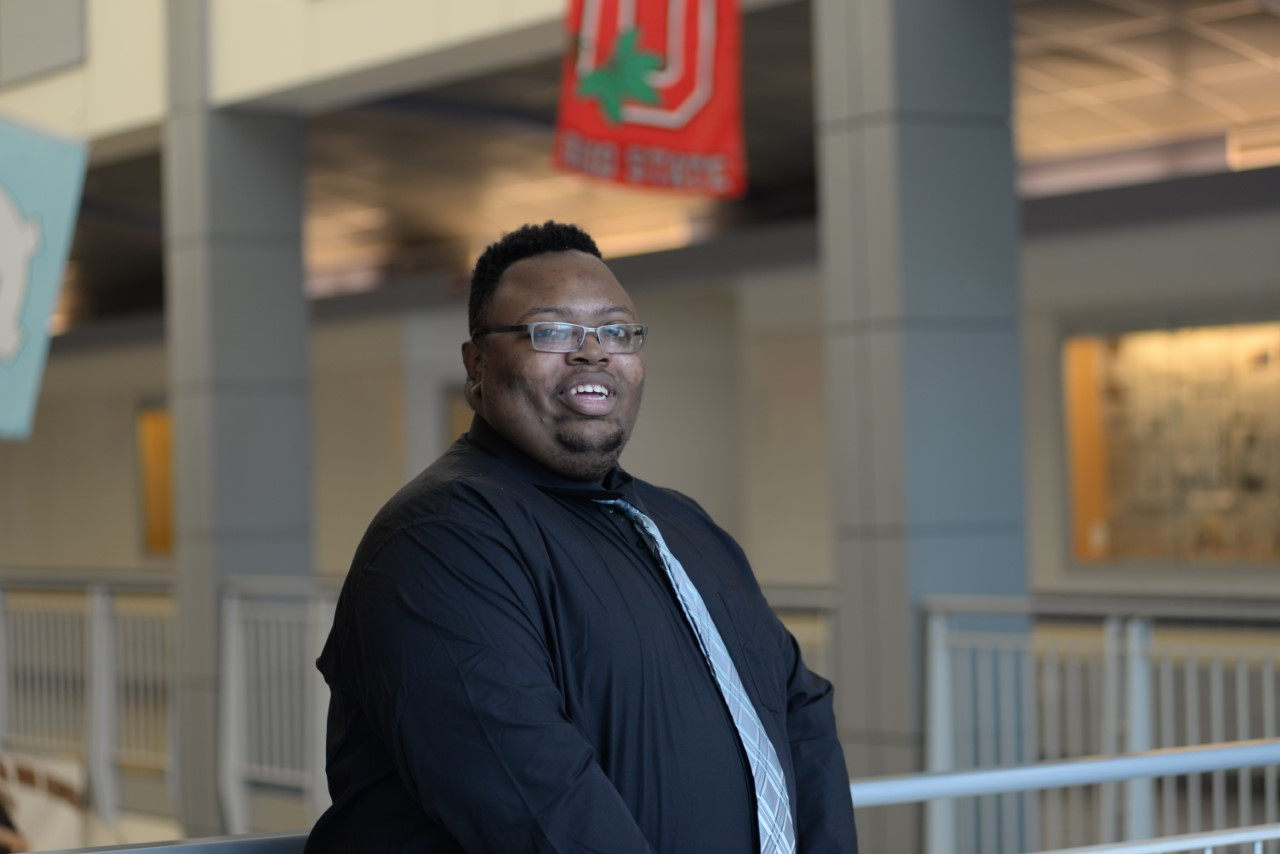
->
[925, 594, 1280, 853]
[2, 575, 1280, 852]
[851, 739, 1280, 854]
[46, 740, 1280, 853]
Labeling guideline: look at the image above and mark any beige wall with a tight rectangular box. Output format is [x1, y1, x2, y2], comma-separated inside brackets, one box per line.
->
[210, 0, 562, 108]
[15, 205, 1280, 594]
[621, 268, 834, 589]
[0, 316, 410, 576]
[312, 316, 407, 575]
[0, 342, 166, 571]
[0, 0, 565, 151]
[402, 306, 471, 483]
[0, 279, 832, 582]
[735, 266, 832, 587]
[623, 285, 742, 539]
[0, 0, 164, 148]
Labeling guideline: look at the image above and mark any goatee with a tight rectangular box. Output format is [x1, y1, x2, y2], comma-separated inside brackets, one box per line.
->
[550, 426, 628, 480]
[555, 427, 626, 456]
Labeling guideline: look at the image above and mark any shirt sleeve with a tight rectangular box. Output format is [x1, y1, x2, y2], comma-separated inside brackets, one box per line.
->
[341, 519, 657, 853]
[777, 624, 861, 852]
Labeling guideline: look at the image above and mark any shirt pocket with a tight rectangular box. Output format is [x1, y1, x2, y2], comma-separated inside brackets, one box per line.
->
[717, 590, 788, 714]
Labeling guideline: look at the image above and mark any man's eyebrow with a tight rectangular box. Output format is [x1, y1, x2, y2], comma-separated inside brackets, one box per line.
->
[516, 305, 636, 322]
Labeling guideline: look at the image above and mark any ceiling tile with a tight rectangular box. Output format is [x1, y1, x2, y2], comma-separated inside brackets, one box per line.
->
[1108, 89, 1239, 130]
[1018, 0, 1150, 33]
[1207, 11, 1280, 55]
[1020, 47, 1149, 87]
[1203, 72, 1280, 115]
[1108, 28, 1253, 71]
[1183, 0, 1259, 18]
[1018, 107, 1143, 155]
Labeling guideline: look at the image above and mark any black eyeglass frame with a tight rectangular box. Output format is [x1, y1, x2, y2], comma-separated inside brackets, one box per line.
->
[471, 321, 649, 354]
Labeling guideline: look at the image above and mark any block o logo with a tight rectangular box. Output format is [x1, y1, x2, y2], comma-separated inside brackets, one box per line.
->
[0, 185, 41, 364]
[576, 0, 720, 130]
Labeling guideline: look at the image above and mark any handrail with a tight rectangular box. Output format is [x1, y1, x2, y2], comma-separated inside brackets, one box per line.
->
[920, 594, 1034, 616]
[39, 822, 1280, 854]
[849, 738, 1280, 807]
[221, 576, 342, 597]
[1030, 822, 1280, 854]
[0, 569, 172, 591]
[922, 592, 1280, 623]
[6, 581, 1277, 621]
[39, 740, 1280, 850]
[44, 832, 307, 853]
[1033, 590, 1280, 622]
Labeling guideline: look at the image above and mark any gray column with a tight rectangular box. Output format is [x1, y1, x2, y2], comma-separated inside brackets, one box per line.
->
[812, 1, 1026, 849]
[165, 1, 311, 835]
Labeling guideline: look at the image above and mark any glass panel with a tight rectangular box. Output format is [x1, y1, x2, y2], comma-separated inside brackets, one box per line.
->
[1064, 323, 1280, 564]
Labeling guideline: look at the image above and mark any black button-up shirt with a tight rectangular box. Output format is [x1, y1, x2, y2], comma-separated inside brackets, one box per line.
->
[305, 416, 858, 853]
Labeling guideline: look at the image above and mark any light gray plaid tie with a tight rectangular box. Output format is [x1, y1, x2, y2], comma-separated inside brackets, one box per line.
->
[599, 498, 796, 854]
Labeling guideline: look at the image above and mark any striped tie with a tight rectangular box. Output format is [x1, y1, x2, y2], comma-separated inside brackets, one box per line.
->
[599, 498, 796, 854]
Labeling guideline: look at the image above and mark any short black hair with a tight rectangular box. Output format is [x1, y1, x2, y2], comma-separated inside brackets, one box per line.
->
[469, 221, 602, 335]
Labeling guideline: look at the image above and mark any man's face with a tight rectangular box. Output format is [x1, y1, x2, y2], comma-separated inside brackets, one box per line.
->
[462, 250, 645, 481]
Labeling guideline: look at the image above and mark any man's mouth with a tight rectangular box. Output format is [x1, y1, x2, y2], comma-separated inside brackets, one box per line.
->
[561, 381, 616, 416]
[569, 383, 610, 400]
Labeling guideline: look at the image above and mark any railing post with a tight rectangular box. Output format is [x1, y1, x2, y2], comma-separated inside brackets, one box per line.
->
[166, 650, 181, 815]
[219, 591, 250, 833]
[86, 584, 119, 824]
[305, 593, 334, 820]
[1099, 617, 1122, 842]
[1124, 617, 1154, 841]
[926, 610, 956, 854]
[0, 587, 8, 744]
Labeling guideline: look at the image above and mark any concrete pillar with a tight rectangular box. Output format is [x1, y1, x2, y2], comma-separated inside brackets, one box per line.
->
[811, 1, 1026, 849]
[165, 1, 311, 835]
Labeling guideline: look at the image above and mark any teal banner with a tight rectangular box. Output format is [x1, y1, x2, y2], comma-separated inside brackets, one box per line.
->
[0, 114, 86, 440]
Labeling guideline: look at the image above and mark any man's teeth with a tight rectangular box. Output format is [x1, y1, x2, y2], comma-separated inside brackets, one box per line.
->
[570, 384, 609, 397]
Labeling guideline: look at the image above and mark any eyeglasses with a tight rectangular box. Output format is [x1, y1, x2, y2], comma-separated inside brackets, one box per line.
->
[472, 322, 648, 354]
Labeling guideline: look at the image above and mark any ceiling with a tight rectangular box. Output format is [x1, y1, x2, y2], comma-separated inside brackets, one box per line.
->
[59, 0, 1280, 331]
[1016, 0, 1280, 161]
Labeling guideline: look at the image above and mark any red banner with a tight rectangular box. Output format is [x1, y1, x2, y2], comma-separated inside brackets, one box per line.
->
[553, 0, 746, 198]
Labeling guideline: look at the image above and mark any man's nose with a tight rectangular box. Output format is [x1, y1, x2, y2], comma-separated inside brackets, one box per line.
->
[569, 329, 611, 363]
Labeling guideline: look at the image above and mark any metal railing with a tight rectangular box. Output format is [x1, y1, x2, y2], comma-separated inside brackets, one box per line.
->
[853, 739, 1280, 854]
[4, 576, 1280, 853]
[1041, 825, 1280, 854]
[925, 595, 1280, 854]
[0, 575, 175, 826]
[44, 832, 307, 853]
[49, 741, 1280, 853]
[0, 573, 336, 835]
[218, 578, 335, 833]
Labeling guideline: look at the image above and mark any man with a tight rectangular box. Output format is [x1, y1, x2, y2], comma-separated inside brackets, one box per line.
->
[306, 221, 859, 853]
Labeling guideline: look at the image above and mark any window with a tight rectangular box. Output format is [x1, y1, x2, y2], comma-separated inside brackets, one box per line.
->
[1064, 323, 1280, 564]
[136, 404, 173, 556]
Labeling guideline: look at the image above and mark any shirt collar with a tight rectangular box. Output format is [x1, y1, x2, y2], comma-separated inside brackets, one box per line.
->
[464, 415, 636, 501]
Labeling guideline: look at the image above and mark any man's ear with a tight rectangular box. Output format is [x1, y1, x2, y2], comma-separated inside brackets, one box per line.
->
[462, 340, 483, 412]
